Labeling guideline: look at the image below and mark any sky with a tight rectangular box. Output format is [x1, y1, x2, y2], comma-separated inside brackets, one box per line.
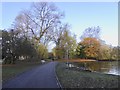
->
[1, 1, 118, 49]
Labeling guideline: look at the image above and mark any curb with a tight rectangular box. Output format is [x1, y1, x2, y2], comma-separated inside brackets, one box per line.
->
[54, 62, 63, 89]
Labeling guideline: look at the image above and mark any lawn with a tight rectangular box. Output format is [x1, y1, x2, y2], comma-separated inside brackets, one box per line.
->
[56, 62, 119, 88]
[2, 60, 48, 82]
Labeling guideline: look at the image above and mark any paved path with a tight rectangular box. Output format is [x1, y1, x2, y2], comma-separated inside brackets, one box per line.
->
[3, 61, 59, 88]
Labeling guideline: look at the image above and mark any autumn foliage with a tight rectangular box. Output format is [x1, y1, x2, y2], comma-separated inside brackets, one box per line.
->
[77, 37, 101, 59]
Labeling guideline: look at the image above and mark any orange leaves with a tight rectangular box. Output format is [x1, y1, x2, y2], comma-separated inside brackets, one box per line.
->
[80, 37, 101, 58]
[81, 37, 100, 46]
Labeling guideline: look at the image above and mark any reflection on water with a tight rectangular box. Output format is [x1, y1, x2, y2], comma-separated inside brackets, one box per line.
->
[74, 61, 120, 75]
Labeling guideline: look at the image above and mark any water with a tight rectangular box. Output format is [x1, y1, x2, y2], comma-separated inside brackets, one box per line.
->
[74, 61, 120, 75]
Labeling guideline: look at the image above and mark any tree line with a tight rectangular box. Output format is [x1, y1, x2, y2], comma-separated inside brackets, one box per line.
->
[76, 26, 119, 60]
[1, 2, 119, 64]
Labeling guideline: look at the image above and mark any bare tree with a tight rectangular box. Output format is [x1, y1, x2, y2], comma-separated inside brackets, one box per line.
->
[80, 26, 101, 40]
[13, 11, 32, 39]
[14, 2, 64, 44]
[25, 2, 63, 43]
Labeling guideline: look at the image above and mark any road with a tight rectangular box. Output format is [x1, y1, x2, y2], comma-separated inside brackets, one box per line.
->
[2, 61, 60, 88]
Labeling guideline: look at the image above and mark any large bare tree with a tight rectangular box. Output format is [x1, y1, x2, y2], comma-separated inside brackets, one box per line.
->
[13, 2, 64, 44]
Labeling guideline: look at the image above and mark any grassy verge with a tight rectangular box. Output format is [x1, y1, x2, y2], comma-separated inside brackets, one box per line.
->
[2, 60, 48, 82]
[56, 62, 119, 88]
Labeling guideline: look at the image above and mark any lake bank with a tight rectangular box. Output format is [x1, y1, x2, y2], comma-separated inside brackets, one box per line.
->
[56, 59, 120, 76]
[57, 59, 96, 62]
[56, 62, 119, 88]
[57, 59, 120, 62]
[73, 61, 120, 76]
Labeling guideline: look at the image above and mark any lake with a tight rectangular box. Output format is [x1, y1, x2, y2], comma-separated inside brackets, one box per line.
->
[74, 61, 120, 76]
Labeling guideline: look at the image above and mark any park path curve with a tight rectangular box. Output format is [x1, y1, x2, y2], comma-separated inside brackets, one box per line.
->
[3, 61, 60, 88]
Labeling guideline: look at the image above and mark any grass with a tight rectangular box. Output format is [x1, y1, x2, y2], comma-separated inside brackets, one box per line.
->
[56, 62, 119, 88]
[2, 60, 48, 82]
